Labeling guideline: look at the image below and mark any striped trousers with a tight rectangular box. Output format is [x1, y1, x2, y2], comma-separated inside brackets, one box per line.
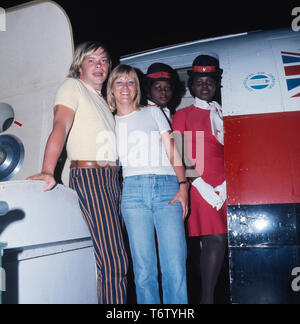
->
[69, 167, 128, 304]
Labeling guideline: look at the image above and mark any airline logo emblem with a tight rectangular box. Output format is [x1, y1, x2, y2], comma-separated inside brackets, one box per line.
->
[244, 73, 275, 91]
[281, 51, 300, 98]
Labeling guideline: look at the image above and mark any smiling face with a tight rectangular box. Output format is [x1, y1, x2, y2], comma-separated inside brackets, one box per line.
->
[112, 72, 138, 108]
[79, 47, 110, 91]
[192, 76, 217, 102]
[148, 80, 173, 108]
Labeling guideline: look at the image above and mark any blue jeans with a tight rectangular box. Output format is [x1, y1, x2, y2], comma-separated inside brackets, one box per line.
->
[121, 175, 188, 304]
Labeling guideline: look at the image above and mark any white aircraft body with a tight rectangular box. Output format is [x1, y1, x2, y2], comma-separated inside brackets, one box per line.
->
[0, 0, 299, 304]
[121, 27, 300, 304]
[0, 1, 97, 304]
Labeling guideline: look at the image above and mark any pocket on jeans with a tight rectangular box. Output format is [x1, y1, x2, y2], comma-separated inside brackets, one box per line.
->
[122, 182, 142, 197]
[159, 182, 179, 202]
[121, 199, 143, 211]
[121, 183, 143, 209]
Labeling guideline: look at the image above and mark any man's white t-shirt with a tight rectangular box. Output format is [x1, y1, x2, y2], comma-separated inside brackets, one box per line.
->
[115, 107, 176, 178]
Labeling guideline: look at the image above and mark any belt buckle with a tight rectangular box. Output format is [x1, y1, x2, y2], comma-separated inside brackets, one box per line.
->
[97, 162, 109, 168]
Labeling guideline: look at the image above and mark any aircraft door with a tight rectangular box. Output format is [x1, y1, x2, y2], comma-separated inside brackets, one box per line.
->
[225, 33, 300, 304]
[0, 1, 97, 304]
[0, 1, 73, 184]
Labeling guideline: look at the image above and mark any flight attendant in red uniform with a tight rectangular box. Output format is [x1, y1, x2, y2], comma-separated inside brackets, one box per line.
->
[172, 55, 227, 304]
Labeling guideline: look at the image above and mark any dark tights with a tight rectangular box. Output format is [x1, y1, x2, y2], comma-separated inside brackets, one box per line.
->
[200, 234, 227, 304]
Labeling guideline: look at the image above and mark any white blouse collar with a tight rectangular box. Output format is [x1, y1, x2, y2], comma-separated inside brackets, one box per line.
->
[194, 97, 212, 110]
[147, 100, 158, 107]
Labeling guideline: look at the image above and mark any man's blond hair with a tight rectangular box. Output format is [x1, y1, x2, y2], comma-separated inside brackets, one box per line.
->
[68, 41, 112, 79]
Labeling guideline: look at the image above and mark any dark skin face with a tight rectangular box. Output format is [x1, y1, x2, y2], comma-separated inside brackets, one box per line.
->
[187, 76, 218, 181]
[148, 80, 173, 108]
[192, 76, 217, 102]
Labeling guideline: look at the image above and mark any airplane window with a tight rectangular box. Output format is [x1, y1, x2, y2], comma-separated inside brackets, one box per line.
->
[176, 67, 192, 90]
[175, 67, 194, 111]
[0, 103, 14, 133]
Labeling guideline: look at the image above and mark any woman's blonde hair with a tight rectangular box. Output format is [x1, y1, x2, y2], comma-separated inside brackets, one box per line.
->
[68, 41, 112, 79]
[106, 65, 141, 112]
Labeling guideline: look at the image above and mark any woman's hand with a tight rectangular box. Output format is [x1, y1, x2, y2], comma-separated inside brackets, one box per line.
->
[27, 173, 56, 192]
[169, 184, 189, 220]
[214, 181, 227, 211]
[192, 177, 223, 210]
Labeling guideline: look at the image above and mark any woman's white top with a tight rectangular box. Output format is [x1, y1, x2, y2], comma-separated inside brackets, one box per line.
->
[147, 100, 172, 123]
[115, 107, 176, 178]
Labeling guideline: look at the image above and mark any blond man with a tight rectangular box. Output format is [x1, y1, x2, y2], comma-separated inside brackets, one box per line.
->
[28, 42, 128, 304]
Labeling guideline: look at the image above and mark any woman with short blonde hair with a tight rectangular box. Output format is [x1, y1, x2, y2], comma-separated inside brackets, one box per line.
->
[107, 64, 189, 304]
[106, 64, 141, 112]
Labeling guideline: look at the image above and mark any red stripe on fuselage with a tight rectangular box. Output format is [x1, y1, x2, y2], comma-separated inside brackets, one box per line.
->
[284, 65, 300, 76]
[224, 111, 300, 206]
[281, 51, 300, 57]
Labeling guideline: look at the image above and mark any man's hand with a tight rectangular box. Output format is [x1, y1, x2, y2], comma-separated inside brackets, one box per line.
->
[27, 173, 56, 192]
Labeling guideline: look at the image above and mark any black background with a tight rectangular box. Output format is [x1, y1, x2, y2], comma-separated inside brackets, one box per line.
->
[1, 0, 299, 65]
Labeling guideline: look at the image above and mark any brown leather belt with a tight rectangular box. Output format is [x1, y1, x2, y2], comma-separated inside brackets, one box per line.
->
[70, 161, 118, 168]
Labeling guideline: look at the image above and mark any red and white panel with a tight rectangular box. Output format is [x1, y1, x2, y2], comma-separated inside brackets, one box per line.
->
[223, 35, 300, 206]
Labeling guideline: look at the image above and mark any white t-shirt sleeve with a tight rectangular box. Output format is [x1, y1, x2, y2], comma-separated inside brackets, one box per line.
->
[150, 107, 171, 135]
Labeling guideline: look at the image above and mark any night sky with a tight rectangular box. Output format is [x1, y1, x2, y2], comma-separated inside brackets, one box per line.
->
[1, 0, 299, 65]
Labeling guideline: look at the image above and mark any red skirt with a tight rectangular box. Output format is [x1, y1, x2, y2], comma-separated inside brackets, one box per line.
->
[188, 184, 228, 237]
